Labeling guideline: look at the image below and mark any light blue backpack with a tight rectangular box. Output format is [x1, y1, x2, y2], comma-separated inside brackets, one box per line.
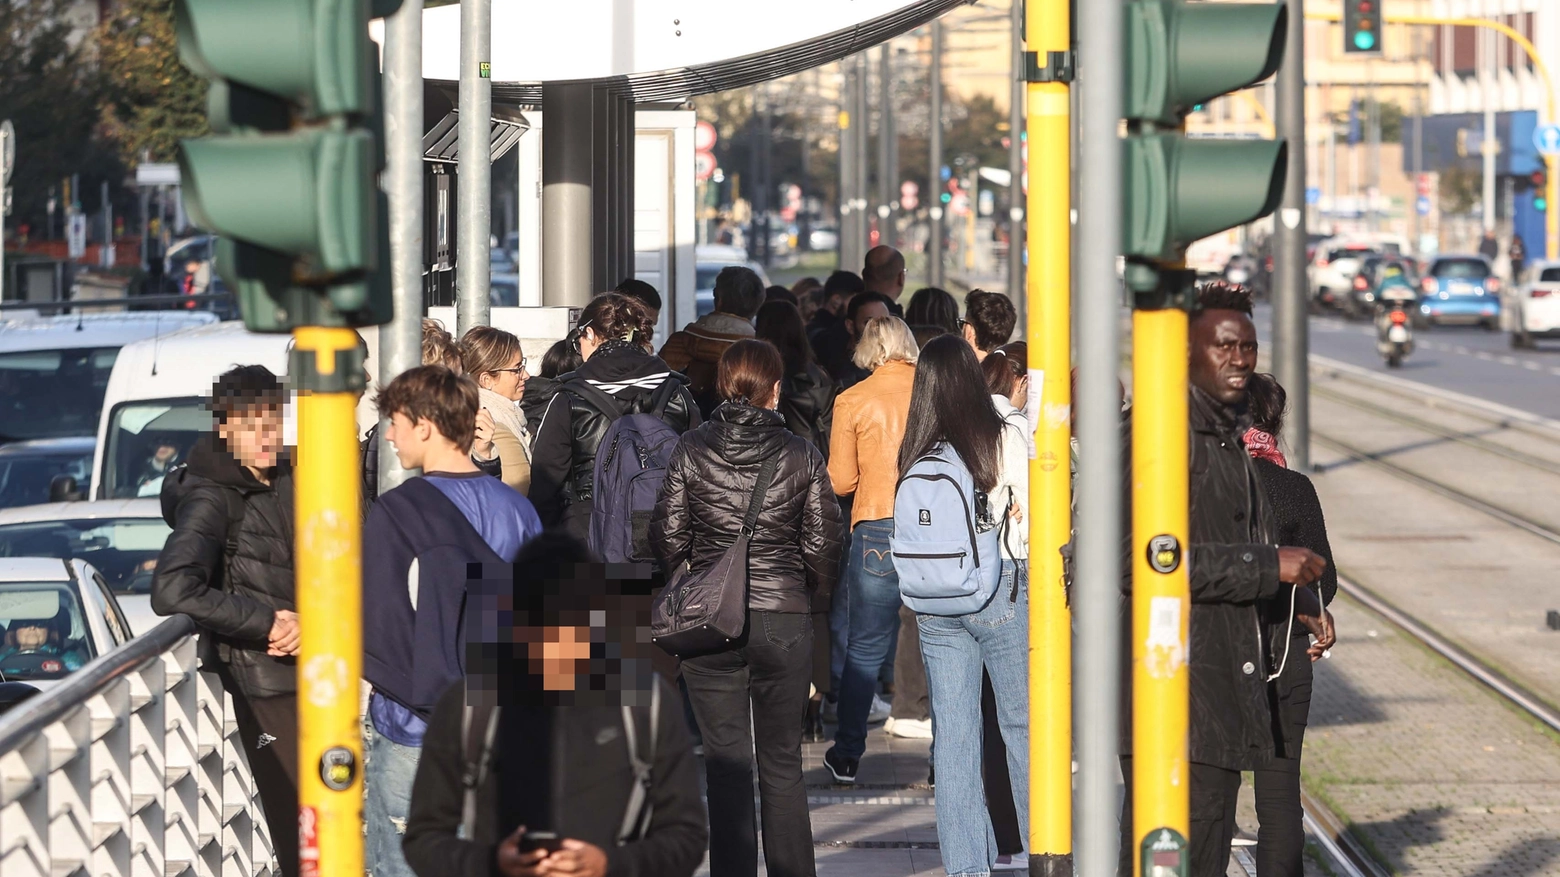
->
[891, 443, 1004, 616]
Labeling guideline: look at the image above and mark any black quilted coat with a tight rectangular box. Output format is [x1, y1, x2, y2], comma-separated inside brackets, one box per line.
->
[153, 436, 296, 699]
[651, 402, 844, 614]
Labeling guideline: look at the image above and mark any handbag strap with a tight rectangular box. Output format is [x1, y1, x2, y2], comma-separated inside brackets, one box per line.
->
[739, 457, 781, 536]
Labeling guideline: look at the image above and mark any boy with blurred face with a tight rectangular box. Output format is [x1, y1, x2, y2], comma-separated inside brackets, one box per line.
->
[151, 365, 300, 877]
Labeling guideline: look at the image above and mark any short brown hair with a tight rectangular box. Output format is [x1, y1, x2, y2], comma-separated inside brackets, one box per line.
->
[421, 319, 461, 370]
[373, 365, 480, 451]
[579, 292, 655, 345]
[716, 339, 784, 409]
[964, 290, 1018, 352]
[459, 325, 523, 380]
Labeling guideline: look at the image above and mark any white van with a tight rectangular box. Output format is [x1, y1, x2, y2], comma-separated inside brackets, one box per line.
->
[89, 321, 382, 501]
[0, 312, 218, 446]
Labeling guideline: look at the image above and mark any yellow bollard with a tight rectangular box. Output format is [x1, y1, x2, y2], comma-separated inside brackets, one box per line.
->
[1130, 306, 1191, 877]
[1025, 0, 1073, 871]
[291, 326, 365, 877]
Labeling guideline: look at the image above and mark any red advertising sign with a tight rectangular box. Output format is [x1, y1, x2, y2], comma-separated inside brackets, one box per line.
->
[695, 121, 718, 153]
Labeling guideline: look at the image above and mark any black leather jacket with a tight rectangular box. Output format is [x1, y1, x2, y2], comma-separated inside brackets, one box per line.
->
[528, 342, 700, 538]
[777, 363, 837, 461]
[153, 436, 296, 699]
[651, 403, 844, 614]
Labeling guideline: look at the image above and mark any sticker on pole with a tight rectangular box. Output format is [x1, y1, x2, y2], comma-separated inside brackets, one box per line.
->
[1141, 828, 1188, 877]
[299, 806, 320, 877]
[1147, 534, 1181, 574]
[1534, 124, 1560, 157]
[320, 746, 358, 792]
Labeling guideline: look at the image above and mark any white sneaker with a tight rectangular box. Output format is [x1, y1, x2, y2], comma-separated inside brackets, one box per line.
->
[993, 852, 1029, 871]
[884, 717, 933, 739]
[867, 694, 892, 724]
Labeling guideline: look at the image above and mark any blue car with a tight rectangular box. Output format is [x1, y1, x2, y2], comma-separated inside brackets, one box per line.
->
[1419, 255, 1501, 329]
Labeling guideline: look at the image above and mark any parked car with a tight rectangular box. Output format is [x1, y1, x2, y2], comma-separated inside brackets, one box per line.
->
[809, 224, 840, 252]
[0, 499, 167, 636]
[694, 244, 770, 317]
[1419, 255, 1501, 329]
[0, 312, 218, 447]
[1510, 260, 1560, 349]
[0, 557, 134, 688]
[0, 437, 95, 510]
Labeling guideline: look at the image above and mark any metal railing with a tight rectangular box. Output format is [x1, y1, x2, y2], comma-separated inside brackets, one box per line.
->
[0, 616, 275, 877]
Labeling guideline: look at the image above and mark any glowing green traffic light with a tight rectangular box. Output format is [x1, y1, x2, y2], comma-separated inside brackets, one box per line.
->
[1353, 30, 1375, 50]
[941, 192, 952, 204]
[1537, 195, 1548, 213]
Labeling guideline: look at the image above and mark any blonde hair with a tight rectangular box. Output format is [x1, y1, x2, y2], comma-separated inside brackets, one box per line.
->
[421, 319, 461, 371]
[852, 316, 919, 371]
[459, 326, 524, 383]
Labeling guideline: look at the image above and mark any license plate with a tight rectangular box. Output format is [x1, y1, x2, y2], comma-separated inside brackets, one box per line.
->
[1449, 283, 1473, 294]
[1388, 325, 1408, 342]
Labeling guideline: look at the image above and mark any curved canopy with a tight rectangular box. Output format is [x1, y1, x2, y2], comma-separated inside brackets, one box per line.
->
[420, 0, 968, 102]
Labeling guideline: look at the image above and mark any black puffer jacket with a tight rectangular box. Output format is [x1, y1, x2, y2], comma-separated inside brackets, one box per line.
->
[529, 341, 700, 539]
[519, 375, 561, 431]
[1257, 458, 1337, 759]
[153, 436, 296, 699]
[777, 363, 836, 460]
[651, 403, 844, 614]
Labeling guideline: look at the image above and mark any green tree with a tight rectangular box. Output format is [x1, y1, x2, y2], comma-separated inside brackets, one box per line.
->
[97, 0, 208, 166]
[0, 0, 123, 234]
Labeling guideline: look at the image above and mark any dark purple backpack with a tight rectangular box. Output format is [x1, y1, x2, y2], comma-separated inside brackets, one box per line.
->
[566, 377, 683, 566]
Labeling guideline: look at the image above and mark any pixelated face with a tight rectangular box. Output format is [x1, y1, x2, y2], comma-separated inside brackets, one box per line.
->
[14, 624, 48, 650]
[153, 444, 178, 464]
[528, 625, 593, 691]
[217, 402, 284, 470]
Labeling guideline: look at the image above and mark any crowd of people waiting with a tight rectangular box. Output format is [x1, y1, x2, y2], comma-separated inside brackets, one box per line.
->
[146, 241, 1337, 877]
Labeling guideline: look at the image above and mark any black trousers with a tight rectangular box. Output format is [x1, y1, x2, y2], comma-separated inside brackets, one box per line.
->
[682, 610, 816, 877]
[1118, 757, 1242, 877]
[1253, 755, 1304, 877]
[888, 605, 929, 721]
[222, 668, 300, 877]
[982, 671, 1024, 855]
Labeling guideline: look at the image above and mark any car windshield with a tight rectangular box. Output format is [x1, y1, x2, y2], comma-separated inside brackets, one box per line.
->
[695, 266, 727, 291]
[1328, 246, 1378, 262]
[0, 581, 93, 681]
[103, 398, 210, 500]
[0, 518, 171, 594]
[1432, 259, 1491, 280]
[1540, 267, 1560, 283]
[0, 348, 119, 443]
[0, 449, 93, 510]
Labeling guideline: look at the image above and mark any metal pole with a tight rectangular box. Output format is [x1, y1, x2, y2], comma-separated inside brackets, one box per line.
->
[379, 0, 424, 494]
[1411, 29, 1424, 249]
[1274, 0, 1309, 471]
[929, 22, 945, 287]
[1025, 0, 1072, 870]
[1367, 64, 1380, 233]
[761, 84, 773, 268]
[542, 83, 596, 308]
[102, 181, 113, 268]
[1008, 0, 1025, 306]
[1074, 0, 1122, 870]
[456, 0, 492, 334]
[854, 52, 870, 264]
[839, 65, 854, 271]
[1482, 23, 1496, 234]
[878, 42, 895, 248]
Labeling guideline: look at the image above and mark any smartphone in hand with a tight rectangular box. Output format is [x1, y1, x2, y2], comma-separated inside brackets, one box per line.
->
[519, 831, 563, 854]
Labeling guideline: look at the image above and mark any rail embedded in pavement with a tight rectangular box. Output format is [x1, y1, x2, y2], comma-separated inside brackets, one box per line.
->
[0, 615, 275, 877]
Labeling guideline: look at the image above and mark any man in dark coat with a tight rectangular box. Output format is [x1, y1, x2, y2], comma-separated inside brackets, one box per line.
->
[1119, 283, 1328, 877]
[152, 365, 300, 877]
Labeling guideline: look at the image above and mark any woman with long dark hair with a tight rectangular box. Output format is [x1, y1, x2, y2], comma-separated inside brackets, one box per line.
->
[1242, 373, 1337, 877]
[899, 335, 1031, 876]
[755, 300, 837, 459]
[652, 340, 843, 877]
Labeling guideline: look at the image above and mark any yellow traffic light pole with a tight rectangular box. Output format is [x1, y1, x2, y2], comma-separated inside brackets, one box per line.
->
[292, 327, 366, 877]
[1024, 0, 1072, 871]
[1306, 9, 1560, 259]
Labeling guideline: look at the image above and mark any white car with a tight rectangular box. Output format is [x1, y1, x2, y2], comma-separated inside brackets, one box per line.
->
[1511, 261, 1560, 349]
[0, 556, 136, 689]
[694, 245, 771, 318]
[0, 499, 168, 636]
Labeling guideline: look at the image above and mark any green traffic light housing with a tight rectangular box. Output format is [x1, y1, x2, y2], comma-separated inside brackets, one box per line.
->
[1122, 134, 1288, 265]
[1124, 0, 1288, 126]
[1342, 0, 1383, 56]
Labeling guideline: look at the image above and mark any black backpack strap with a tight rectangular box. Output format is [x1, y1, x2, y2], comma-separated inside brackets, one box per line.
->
[562, 378, 627, 422]
[461, 697, 500, 840]
[616, 673, 662, 846]
[647, 376, 681, 419]
[740, 458, 781, 536]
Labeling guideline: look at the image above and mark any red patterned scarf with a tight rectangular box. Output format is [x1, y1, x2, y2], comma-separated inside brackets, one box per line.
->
[1243, 428, 1287, 468]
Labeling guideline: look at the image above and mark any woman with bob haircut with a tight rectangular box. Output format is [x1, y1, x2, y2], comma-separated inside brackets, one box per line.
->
[459, 326, 532, 494]
[652, 339, 843, 877]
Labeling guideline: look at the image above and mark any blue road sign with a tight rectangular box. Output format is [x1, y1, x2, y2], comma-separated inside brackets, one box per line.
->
[1416, 196, 1432, 216]
[1535, 124, 1560, 157]
[1305, 186, 1321, 206]
[940, 165, 952, 182]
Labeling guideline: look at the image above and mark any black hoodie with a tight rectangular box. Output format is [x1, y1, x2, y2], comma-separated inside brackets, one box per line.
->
[153, 435, 296, 698]
[527, 341, 700, 540]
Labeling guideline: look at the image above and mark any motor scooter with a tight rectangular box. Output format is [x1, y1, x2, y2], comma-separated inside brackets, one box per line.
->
[1375, 291, 1416, 368]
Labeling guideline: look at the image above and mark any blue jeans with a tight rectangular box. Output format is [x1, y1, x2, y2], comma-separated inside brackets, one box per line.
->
[831, 519, 903, 760]
[364, 712, 420, 877]
[917, 560, 1030, 877]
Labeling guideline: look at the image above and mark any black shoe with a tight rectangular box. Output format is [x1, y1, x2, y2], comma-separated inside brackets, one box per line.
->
[803, 700, 826, 743]
[927, 763, 935, 788]
[824, 747, 858, 784]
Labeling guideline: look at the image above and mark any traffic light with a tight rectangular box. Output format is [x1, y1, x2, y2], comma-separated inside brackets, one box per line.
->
[1342, 0, 1383, 55]
[174, 0, 397, 332]
[1121, 0, 1289, 294]
[1533, 169, 1548, 213]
